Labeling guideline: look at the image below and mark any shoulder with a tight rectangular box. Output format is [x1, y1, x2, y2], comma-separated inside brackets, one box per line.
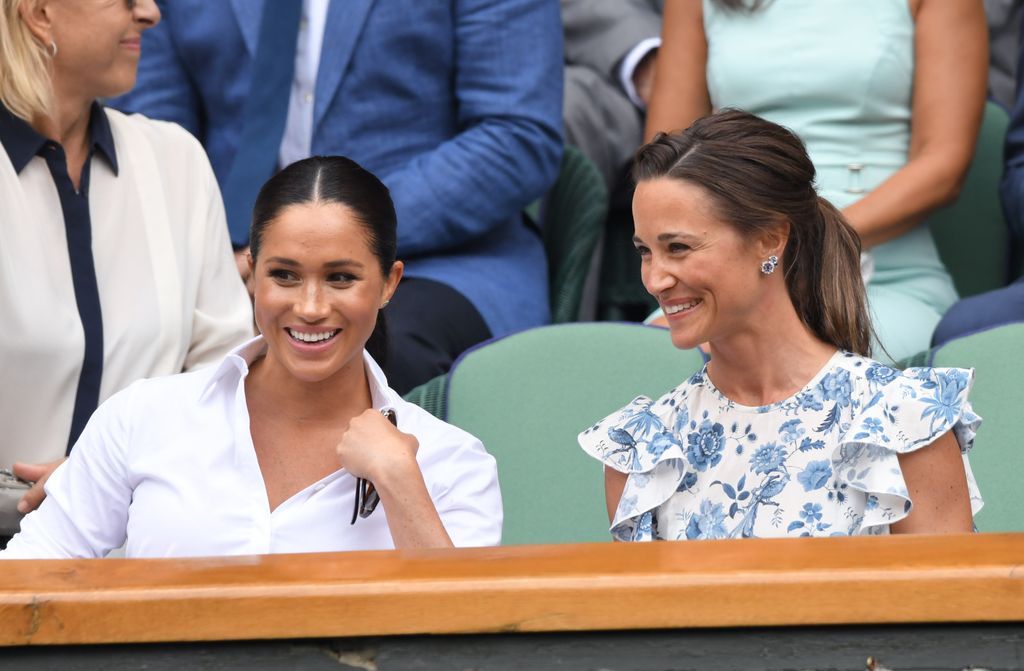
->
[831, 351, 974, 403]
[103, 107, 207, 164]
[393, 398, 491, 459]
[113, 365, 222, 410]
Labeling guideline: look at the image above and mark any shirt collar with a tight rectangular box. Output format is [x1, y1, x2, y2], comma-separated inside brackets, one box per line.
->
[200, 335, 398, 409]
[0, 101, 118, 175]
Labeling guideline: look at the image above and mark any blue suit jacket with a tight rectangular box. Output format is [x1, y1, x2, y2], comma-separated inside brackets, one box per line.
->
[112, 0, 563, 337]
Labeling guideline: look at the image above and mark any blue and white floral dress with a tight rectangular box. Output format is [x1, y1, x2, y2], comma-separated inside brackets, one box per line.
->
[578, 351, 983, 541]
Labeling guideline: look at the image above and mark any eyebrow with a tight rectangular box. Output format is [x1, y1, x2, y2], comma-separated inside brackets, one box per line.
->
[265, 256, 365, 269]
[632, 232, 702, 244]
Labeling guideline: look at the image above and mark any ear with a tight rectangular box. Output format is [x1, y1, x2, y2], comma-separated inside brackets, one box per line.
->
[17, 0, 54, 46]
[381, 260, 404, 306]
[755, 218, 790, 260]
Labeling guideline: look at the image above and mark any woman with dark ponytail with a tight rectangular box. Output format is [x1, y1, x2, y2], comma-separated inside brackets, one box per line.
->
[579, 111, 982, 541]
[2, 156, 502, 559]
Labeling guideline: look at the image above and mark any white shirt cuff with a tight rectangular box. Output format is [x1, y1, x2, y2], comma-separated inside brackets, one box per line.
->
[618, 37, 661, 109]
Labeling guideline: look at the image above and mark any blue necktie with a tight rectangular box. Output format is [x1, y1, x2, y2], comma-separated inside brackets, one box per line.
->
[222, 0, 303, 247]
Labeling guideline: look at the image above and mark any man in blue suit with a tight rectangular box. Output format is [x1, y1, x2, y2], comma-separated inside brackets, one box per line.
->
[113, 0, 563, 392]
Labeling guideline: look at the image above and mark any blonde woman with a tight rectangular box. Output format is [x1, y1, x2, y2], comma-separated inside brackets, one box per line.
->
[0, 0, 252, 533]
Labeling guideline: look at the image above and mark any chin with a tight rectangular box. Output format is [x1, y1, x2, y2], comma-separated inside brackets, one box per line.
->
[668, 329, 703, 351]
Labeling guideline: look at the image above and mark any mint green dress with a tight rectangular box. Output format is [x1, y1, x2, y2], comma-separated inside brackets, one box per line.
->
[700, 0, 958, 362]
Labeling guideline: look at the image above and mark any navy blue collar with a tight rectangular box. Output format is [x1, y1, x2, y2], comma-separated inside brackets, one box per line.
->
[0, 101, 118, 175]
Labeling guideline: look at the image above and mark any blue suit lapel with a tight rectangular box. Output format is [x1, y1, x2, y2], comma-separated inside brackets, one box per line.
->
[230, 0, 263, 56]
[313, 0, 374, 132]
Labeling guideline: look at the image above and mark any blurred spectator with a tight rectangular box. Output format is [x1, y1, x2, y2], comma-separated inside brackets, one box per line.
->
[0, 0, 252, 529]
[562, 0, 662, 189]
[112, 0, 564, 394]
[933, 4, 1024, 347]
[645, 0, 987, 363]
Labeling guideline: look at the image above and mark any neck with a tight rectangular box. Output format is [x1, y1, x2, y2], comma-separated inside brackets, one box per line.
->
[246, 352, 374, 425]
[31, 88, 92, 150]
[30, 88, 94, 190]
[705, 293, 837, 407]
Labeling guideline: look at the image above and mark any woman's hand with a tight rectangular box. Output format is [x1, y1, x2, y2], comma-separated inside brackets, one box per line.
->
[336, 410, 453, 549]
[12, 459, 66, 514]
[336, 409, 419, 483]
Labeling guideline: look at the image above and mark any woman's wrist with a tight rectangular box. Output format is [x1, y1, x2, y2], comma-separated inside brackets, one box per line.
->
[367, 438, 422, 495]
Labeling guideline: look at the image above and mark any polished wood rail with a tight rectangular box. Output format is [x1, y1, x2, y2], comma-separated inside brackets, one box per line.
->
[0, 533, 1021, 646]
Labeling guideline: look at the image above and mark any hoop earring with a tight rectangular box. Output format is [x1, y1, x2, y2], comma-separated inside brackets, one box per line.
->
[49, 41, 58, 58]
[760, 255, 779, 275]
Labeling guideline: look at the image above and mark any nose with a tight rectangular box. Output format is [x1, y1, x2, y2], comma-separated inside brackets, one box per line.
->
[134, 0, 161, 29]
[642, 252, 676, 298]
[294, 283, 330, 322]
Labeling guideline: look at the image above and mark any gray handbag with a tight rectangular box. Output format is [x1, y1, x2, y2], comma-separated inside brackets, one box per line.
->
[0, 469, 28, 537]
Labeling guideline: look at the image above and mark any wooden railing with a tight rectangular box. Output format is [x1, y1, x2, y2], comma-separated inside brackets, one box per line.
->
[1, 533, 1022, 646]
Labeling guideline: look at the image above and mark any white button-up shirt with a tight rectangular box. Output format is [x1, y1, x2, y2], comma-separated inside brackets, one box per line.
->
[2, 337, 502, 558]
[279, 0, 329, 167]
[0, 106, 253, 470]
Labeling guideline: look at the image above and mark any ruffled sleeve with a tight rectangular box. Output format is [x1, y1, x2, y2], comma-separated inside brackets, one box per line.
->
[837, 364, 983, 533]
[578, 395, 691, 541]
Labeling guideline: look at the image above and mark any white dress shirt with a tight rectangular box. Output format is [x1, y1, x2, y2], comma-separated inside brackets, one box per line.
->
[2, 337, 502, 558]
[279, 0, 330, 168]
[0, 107, 253, 471]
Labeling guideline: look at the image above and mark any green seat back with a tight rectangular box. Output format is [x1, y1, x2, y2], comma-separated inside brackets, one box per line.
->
[543, 146, 609, 323]
[929, 322, 1024, 532]
[403, 374, 448, 420]
[929, 102, 1011, 298]
[442, 323, 705, 545]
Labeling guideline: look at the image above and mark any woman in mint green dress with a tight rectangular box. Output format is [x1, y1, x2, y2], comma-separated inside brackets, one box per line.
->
[644, 0, 987, 362]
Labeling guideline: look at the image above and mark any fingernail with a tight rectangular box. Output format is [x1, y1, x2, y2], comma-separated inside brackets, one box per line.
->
[16, 501, 28, 514]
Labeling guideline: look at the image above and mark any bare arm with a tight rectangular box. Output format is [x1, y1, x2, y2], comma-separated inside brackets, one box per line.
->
[604, 466, 628, 526]
[643, 0, 711, 142]
[890, 430, 974, 534]
[843, 0, 987, 249]
[336, 410, 453, 549]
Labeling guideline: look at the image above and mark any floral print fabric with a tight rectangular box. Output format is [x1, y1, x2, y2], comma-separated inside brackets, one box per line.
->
[578, 351, 983, 541]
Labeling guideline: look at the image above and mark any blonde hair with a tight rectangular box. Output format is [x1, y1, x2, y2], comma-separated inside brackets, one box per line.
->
[0, 0, 53, 122]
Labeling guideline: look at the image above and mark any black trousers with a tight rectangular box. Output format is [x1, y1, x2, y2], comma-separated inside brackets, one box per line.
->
[383, 278, 491, 395]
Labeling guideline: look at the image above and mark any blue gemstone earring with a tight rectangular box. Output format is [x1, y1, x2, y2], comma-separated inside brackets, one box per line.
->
[760, 255, 779, 275]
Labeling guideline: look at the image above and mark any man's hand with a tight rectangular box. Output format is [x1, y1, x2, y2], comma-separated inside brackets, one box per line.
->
[12, 459, 65, 513]
[234, 247, 254, 296]
[633, 49, 659, 107]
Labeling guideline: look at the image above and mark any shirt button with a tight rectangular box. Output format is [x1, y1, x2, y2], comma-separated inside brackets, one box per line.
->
[303, 93, 313, 104]
[313, 483, 326, 492]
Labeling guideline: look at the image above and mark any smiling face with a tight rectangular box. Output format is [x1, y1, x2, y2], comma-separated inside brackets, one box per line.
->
[23, 0, 160, 101]
[633, 177, 781, 350]
[250, 202, 402, 388]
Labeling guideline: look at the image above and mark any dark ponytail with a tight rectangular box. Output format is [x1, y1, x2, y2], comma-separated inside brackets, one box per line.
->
[633, 109, 873, 356]
[249, 156, 398, 364]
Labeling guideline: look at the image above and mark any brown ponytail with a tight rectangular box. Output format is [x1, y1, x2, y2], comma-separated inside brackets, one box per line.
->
[783, 196, 872, 356]
[633, 109, 873, 356]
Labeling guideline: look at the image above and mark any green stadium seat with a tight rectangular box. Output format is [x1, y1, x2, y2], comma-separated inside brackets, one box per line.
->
[539, 146, 609, 323]
[406, 322, 706, 545]
[927, 322, 1024, 532]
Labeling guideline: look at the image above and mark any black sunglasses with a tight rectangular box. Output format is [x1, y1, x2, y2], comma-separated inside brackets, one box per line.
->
[350, 407, 397, 524]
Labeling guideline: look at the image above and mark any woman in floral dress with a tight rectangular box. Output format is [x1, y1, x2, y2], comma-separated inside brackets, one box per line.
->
[579, 110, 982, 541]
